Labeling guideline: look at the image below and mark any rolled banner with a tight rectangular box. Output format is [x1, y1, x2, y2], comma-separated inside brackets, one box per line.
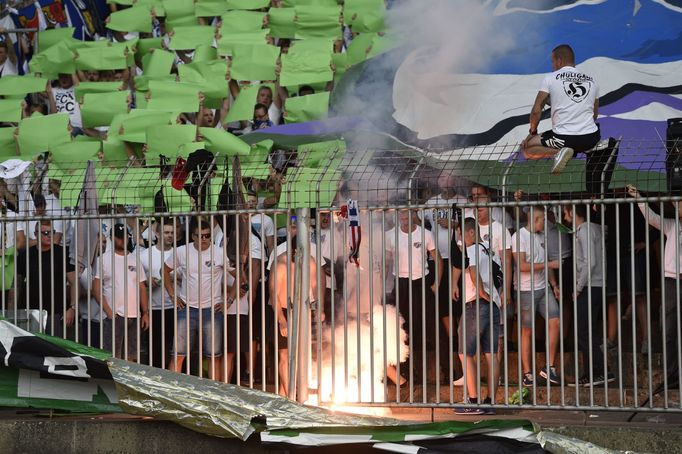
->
[168, 25, 216, 51]
[199, 127, 251, 156]
[0, 76, 50, 97]
[0, 99, 24, 123]
[81, 91, 130, 128]
[283, 91, 330, 123]
[268, 7, 296, 39]
[230, 44, 280, 81]
[294, 5, 342, 40]
[17, 113, 71, 158]
[280, 48, 333, 87]
[107, 6, 153, 33]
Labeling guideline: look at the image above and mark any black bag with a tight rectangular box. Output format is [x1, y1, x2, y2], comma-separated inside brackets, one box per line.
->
[479, 243, 504, 290]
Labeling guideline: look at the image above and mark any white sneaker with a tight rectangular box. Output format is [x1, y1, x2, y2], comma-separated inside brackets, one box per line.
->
[453, 376, 465, 386]
[551, 147, 574, 175]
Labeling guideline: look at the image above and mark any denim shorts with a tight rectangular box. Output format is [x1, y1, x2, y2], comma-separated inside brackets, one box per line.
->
[173, 307, 223, 357]
[519, 288, 560, 328]
[458, 301, 500, 356]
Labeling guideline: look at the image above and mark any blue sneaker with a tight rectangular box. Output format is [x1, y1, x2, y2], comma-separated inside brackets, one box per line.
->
[481, 397, 496, 415]
[540, 366, 561, 385]
[454, 401, 485, 415]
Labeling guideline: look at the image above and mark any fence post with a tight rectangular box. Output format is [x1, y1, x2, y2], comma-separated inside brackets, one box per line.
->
[293, 208, 311, 403]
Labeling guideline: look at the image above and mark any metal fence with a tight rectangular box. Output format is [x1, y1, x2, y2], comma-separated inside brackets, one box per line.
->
[2, 136, 682, 413]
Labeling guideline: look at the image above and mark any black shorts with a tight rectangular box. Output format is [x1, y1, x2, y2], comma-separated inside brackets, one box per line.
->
[541, 129, 600, 153]
[227, 314, 250, 353]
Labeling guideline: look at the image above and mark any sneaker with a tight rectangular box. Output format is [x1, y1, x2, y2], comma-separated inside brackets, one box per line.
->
[522, 372, 534, 387]
[590, 372, 616, 386]
[568, 375, 590, 387]
[453, 376, 465, 386]
[454, 401, 486, 415]
[539, 366, 561, 385]
[481, 397, 496, 415]
[550, 147, 574, 175]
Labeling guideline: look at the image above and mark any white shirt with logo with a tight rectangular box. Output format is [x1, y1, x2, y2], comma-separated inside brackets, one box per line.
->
[226, 233, 262, 315]
[164, 243, 224, 309]
[422, 194, 467, 259]
[539, 65, 598, 135]
[385, 225, 435, 279]
[511, 227, 549, 291]
[94, 251, 147, 318]
[52, 86, 83, 128]
[477, 221, 512, 265]
[464, 243, 501, 307]
[139, 246, 173, 310]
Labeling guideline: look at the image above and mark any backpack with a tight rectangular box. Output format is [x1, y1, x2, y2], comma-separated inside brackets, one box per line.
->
[479, 243, 504, 290]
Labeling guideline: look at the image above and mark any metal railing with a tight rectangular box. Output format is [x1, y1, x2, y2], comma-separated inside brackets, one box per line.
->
[2, 195, 681, 413]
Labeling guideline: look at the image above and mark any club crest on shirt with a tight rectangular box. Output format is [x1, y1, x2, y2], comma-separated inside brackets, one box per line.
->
[128, 266, 136, 272]
[414, 242, 422, 249]
[205, 261, 212, 268]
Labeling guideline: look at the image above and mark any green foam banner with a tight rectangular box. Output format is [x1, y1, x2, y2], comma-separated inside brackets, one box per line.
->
[107, 6, 153, 33]
[50, 141, 100, 164]
[230, 44, 279, 81]
[168, 25, 215, 50]
[38, 27, 75, 52]
[294, 5, 342, 39]
[74, 82, 124, 103]
[81, 91, 130, 128]
[267, 7, 296, 38]
[75, 46, 128, 71]
[0, 99, 24, 123]
[178, 60, 229, 99]
[220, 10, 265, 32]
[279, 48, 333, 87]
[199, 127, 250, 156]
[141, 49, 176, 77]
[0, 76, 49, 96]
[17, 114, 71, 157]
[217, 30, 269, 56]
[283, 91, 330, 123]
[146, 80, 202, 112]
[225, 0, 269, 9]
[146, 124, 197, 155]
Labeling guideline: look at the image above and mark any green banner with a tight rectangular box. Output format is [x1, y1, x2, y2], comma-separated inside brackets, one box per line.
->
[279, 48, 333, 87]
[107, 6, 153, 33]
[193, 44, 218, 63]
[118, 110, 178, 143]
[81, 91, 130, 128]
[0, 127, 17, 158]
[30, 41, 75, 76]
[75, 46, 128, 71]
[268, 7, 296, 38]
[217, 30, 269, 56]
[224, 83, 270, 123]
[38, 27, 75, 52]
[162, 0, 195, 19]
[141, 49, 176, 77]
[195, 0, 229, 17]
[294, 5, 342, 39]
[50, 141, 101, 165]
[146, 124, 197, 155]
[220, 10, 265, 32]
[146, 80, 202, 113]
[168, 25, 215, 51]
[135, 37, 164, 59]
[0, 99, 24, 123]
[178, 60, 229, 99]
[230, 44, 279, 81]
[199, 127, 250, 156]
[283, 91, 330, 123]
[0, 76, 49, 97]
[344, 0, 385, 33]
[17, 114, 71, 157]
[74, 82, 125, 103]
[225, 0, 269, 9]
[297, 139, 345, 167]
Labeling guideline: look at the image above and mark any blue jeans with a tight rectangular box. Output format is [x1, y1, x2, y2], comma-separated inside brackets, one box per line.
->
[173, 307, 223, 357]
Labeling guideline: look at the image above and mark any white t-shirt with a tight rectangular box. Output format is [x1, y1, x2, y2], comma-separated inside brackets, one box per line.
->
[226, 233, 262, 315]
[164, 243, 224, 309]
[476, 221, 511, 265]
[78, 266, 104, 321]
[385, 226, 435, 279]
[539, 65, 599, 135]
[0, 209, 18, 250]
[94, 251, 147, 318]
[511, 227, 548, 291]
[250, 214, 275, 241]
[314, 226, 342, 289]
[422, 194, 467, 259]
[0, 59, 18, 77]
[139, 246, 173, 310]
[463, 207, 514, 231]
[267, 240, 325, 271]
[268, 103, 281, 125]
[51, 86, 83, 128]
[464, 243, 501, 307]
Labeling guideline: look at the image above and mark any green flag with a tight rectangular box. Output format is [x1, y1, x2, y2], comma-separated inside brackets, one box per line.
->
[0, 127, 17, 158]
[102, 137, 131, 163]
[279, 48, 333, 87]
[74, 82, 125, 103]
[0, 99, 24, 123]
[50, 141, 100, 165]
[0, 76, 49, 97]
[291, 38, 335, 54]
[195, 0, 229, 17]
[162, 0, 195, 19]
[146, 124, 197, 155]
[38, 27, 75, 52]
[107, 6, 153, 33]
[294, 5, 342, 39]
[220, 10, 266, 32]
[283, 91, 330, 123]
[224, 83, 272, 123]
[165, 15, 200, 32]
[193, 44, 218, 63]
[146, 80, 202, 113]
[346, 33, 374, 66]
[230, 44, 279, 81]
[135, 37, 163, 59]
[17, 114, 71, 157]
[81, 91, 130, 128]
[217, 30, 269, 56]
[331, 52, 349, 78]
[268, 8, 296, 39]
[198, 127, 250, 156]
[30, 41, 75, 76]
[344, 0, 386, 33]
[225, 0, 269, 9]
[118, 110, 178, 143]
[168, 25, 215, 51]
[178, 60, 229, 99]
[75, 46, 128, 71]
[141, 49, 176, 77]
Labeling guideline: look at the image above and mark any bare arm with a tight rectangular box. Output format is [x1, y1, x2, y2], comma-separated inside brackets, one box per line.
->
[467, 265, 490, 301]
[92, 277, 113, 319]
[593, 98, 599, 122]
[429, 247, 442, 289]
[529, 91, 549, 134]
